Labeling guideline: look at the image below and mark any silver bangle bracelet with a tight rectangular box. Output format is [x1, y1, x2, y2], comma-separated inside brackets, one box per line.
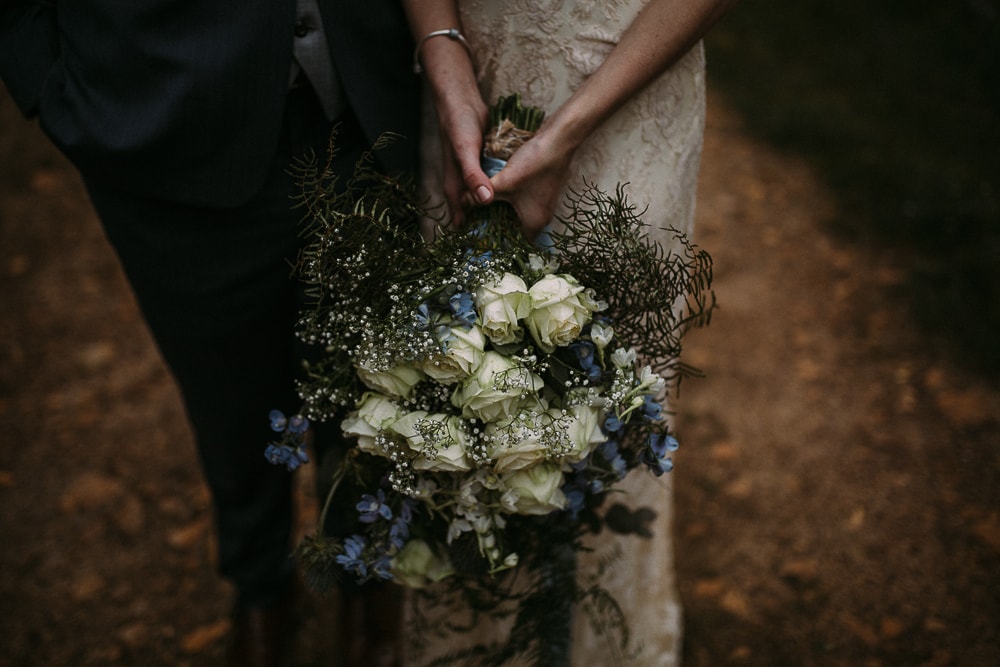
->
[412, 28, 473, 75]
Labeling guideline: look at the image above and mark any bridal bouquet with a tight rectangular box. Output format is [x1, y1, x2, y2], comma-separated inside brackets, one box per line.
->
[266, 95, 713, 664]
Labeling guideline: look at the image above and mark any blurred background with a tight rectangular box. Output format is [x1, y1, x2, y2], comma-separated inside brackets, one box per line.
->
[706, 0, 999, 372]
[675, 2, 999, 665]
[1, 1, 998, 665]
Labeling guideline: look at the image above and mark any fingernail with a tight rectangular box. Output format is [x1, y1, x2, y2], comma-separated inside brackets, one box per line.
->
[476, 186, 491, 203]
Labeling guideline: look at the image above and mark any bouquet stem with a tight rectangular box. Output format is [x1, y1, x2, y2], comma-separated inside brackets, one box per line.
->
[537, 540, 577, 666]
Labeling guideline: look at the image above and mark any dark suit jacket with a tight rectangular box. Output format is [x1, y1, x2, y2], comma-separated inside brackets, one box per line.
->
[0, 0, 420, 207]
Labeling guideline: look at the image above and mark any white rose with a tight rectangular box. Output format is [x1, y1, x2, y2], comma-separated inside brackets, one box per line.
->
[502, 462, 567, 516]
[355, 359, 425, 400]
[554, 404, 607, 464]
[389, 539, 455, 588]
[526, 274, 598, 353]
[422, 325, 487, 384]
[474, 273, 532, 345]
[451, 351, 544, 423]
[340, 392, 403, 456]
[388, 411, 472, 472]
[485, 409, 551, 473]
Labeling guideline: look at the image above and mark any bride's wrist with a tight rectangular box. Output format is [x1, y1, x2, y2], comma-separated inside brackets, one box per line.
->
[418, 44, 482, 118]
[537, 111, 588, 162]
[545, 85, 619, 156]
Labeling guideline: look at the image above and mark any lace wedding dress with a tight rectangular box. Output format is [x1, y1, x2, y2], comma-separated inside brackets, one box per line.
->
[411, 2, 706, 665]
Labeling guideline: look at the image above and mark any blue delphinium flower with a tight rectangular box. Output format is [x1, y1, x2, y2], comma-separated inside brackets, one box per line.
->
[268, 409, 288, 432]
[287, 414, 309, 434]
[356, 489, 393, 523]
[561, 459, 611, 520]
[389, 517, 410, 550]
[642, 395, 664, 422]
[415, 302, 433, 330]
[269, 409, 311, 436]
[569, 340, 595, 368]
[648, 432, 679, 458]
[336, 535, 368, 578]
[569, 340, 603, 381]
[399, 497, 416, 523]
[264, 410, 310, 470]
[641, 450, 674, 476]
[372, 555, 394, 581]
[564, 488, 586, 520]
[264, 443, 309, 471]
[597, 440, 618, 460]
[642, 432, 679, 476]
[598, 440, 627, 479]
[417, 302, 454, 342]
[604, 414, 623, 434]
[449, 291, 477, 327]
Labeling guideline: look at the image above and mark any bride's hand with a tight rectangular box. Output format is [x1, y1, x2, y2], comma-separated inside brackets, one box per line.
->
[489, 125, 574, 242]
[435, 96, 493, 227]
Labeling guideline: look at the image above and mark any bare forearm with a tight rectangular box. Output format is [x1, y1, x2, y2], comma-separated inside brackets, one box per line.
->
[402, 0, 493, 208]
[545, 0, 740, 153]
[401, 0, 481, 127]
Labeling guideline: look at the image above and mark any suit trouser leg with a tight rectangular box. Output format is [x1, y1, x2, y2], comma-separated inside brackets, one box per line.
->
[82, 88, 366, 608]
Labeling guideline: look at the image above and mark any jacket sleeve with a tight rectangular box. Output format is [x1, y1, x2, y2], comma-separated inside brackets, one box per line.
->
[0, 0, 59, 117]
[321, 0, 420, 175]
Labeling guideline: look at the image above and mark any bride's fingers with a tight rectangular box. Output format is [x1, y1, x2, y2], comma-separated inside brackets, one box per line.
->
[491, 175, 551, 235]
[460, 191, 478, 211]
[441, 154, 468, 228]
[455, 143, 493, 206]
[438, 105, 493, 206]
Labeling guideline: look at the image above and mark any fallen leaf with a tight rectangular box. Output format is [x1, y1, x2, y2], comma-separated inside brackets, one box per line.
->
[934, 389, 996, 429]
[847, 507, 866, 531]
[114, 494, 146, 535]
[880, 616, 904, 639]
[720, 590, 751, 618]
[709, 441, 739, 462]
[7, 255, 29, 277]
[692, 578, 724, 599]
[167, 518, 211, 550]
[723, 476, 753, 499]
[180, 619, 231, 654]
[684, 521, 709, 538]
[780, 559, 819, 582]
[77, 342, 115, 370]
[923, 617, 947, 633]
[971, 513, 1000, 554]
[728, 646, 752, 661]
[117, 621, 148, 648]
[841, 614, 879, 646]
[60, 472, 124, 513]
[71, 572, 106, 602]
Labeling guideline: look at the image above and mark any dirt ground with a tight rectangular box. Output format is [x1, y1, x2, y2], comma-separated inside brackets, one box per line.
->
[1, 84, 998, 667]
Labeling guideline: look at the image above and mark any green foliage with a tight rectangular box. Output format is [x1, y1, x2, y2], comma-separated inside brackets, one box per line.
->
[552, 182, 715, 377]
